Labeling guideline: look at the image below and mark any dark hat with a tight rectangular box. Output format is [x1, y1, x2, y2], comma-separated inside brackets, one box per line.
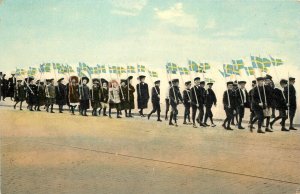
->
[154, 80, 160, 84]
[121, 79, 127, 84]
[81, 77, 89, 84]
[25, 77, 34, 83]
[185, 81, 191, 86]
[172, 79, 179, 83]
[69, 76, 79, 83]
[100, 78, 108, 84]
[168, 81, 172, 85]
[194, 77, 200, 81]
[36, 80, 40, 84]
[227, 81, 234, 86]
[265, 74, 272, 80]
[127, 76, 133, 80]
[252, 80, 257, 84]
[57, 78, 64, 83]
[92, 78, 100, 84]
[207, 82, 214, 85]
[289, 77, 295, 81]
[49, 78, 54, 82]
[139, 75, 146, 79]
[256, 77, 265, 81]
[238, 81, 246, 84]
[200, 81, 205, 85]
[280, 79, 288, 85]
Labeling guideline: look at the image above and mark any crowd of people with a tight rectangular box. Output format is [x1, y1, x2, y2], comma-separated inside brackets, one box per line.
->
[0, 71, 297, 133]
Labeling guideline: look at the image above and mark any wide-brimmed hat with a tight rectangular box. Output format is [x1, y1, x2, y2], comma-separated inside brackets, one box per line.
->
[57, 78, 64, 83]
[69, 76, 79, 83]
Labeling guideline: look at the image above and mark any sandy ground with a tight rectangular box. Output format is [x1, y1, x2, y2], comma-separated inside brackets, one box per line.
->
[1, 107, 300, 194]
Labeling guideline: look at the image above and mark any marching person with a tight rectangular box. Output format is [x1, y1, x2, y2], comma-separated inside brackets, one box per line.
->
[222, 81, 235, 130]
[191, 77, 201, 128]
[1, 73, 8, 101]
[265, 74, 276, 118]
[13, 79, 26, 110]
[284, 77, 297, 130]
[90, 78, 102, 116]
[165, 81, 172, 120]
[26, 77, 37, 111]
[264, 76, 274, 132]
[204, 81, 217, 127]
[231, 81, 238, 126]
[147, 80, 162, 121]
[35, 80, 46, 111]
[68, 76, 80, 115]
[183, 81, 192, 125]
[99, 79, 109, 116]
[136, 75, 149, 117]
[270, 79, 289, 131]
[8, 72, 16, 101]
[79, 77, 90, 116]
[249, 80, 258, 132]
[56, 78, 67, 113]
[120, 79, 128, 117]
[108, 80, 122, 118]
[252, 77, 273, 133]
[236, 81, 249, 129]
[169, 79, 183, 126]
[197, 80, 207, 127]
[46, 78, 56, 113]
[127, 76, 135, 117]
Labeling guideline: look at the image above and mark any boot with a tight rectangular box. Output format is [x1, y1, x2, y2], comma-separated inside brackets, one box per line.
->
[50, 105, 55, 113]
[103, 108, 107, 116]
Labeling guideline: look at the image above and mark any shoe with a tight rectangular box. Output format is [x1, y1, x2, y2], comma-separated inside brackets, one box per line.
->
[281, 128, 289, 132]
[222, 123, 226, 129]
[200, 123, 206, 127]
[183, 121, 187, 125]
[157, 119, 162, 122]
[169, 123, 174, 126]
[13, 105, 16, 109]
[257, 129, 265, 133]
[147, 114, 150, 120]
[238, 126, 245, 130]
[59, 111, 63, 113]
[211, 124, 216, 127]
[270, 121, 274, 129]
[117, 116, 122, 118]
[129, 114, 133, 118]
[51, 111, 55, 113]
[193, 124, 197, 128]
[226, 127, 233, 130]
[103, 114, 108, 116]
[265, 128, 273, 132]
[204, 123, 210, 127]
[20, 108, 23, 111]
[289, 127, 298, 130]
[187, 122, 193, 125]
[30, 109, 34, 111]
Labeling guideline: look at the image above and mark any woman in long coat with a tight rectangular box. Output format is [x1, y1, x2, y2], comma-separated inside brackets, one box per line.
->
[136, 75, 149, 117]
[90, 78, 102, 116]
[68, 76, 80, 115]
[35, 80, 46, 111]
[13, 79, 26, 110]
[55, 78, 67, 113]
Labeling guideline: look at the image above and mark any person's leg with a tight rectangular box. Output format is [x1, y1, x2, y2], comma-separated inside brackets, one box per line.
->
[183, 105, 188, 124]
[103, 105, 107, 116]
[14, 101, 19, 109]
[157, 104, 161, 121]
[50, 104, 54, 113]
[192, 105, 197, 127]
[199, 106, 205, 126]
[289, 109, 297, 130]
[20, 101, 23, 110]
[117, 104, 121, 118]
[165, 99, 169, 120]
[255, 110, 264, 133]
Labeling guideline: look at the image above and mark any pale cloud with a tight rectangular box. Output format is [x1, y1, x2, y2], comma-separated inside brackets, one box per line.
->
[154, 3, 198, 28]
[110, 0, 147, 16]
[204, 19, 216, 29]
[213, 27, 245, 37]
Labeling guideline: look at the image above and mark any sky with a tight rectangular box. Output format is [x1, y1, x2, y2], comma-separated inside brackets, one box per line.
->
[0, 0, 299, 74]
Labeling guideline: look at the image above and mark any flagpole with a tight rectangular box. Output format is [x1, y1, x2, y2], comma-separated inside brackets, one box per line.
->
[168, 63, 177, 103]
[126, 65, 130, 102]
[187, 61, 199, 106]
[234, 63, 244, 105]
[287, 72, 290, 120]
[224, 64, 231, 108]
[136, 64, 141, 97]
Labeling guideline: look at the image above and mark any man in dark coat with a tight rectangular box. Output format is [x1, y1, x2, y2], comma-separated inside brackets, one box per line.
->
[270, 79, 289, 131]
[127, 76, 135, 117]
[120, 79, 128, 116]
[265, 74, 276, 118]
[147, 80, 162, 121]
[55, 78, 67, 113]
[79, 77, 90, 116]
[13, 79, 26, 110]
[284, 77, 297, 130]
[183, 81, 192, 125]
[169, 79, 183, 126]
[8, 72, 17, 100]
[204, 82, 217, 127]
[222, 81, 235, 130]
[136, 75, 149, 117]
[249, 80, 258, 132]
[26, 77, 37, 111]
[252, 77, 273, 133]
[197, 81, 207, 127]
[191, 77, 200, 128]
[35, 80, 46, 111]
[236, 81, 249, 129]
[1, 73, 8, 101]
[230, 81, 239, 126]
